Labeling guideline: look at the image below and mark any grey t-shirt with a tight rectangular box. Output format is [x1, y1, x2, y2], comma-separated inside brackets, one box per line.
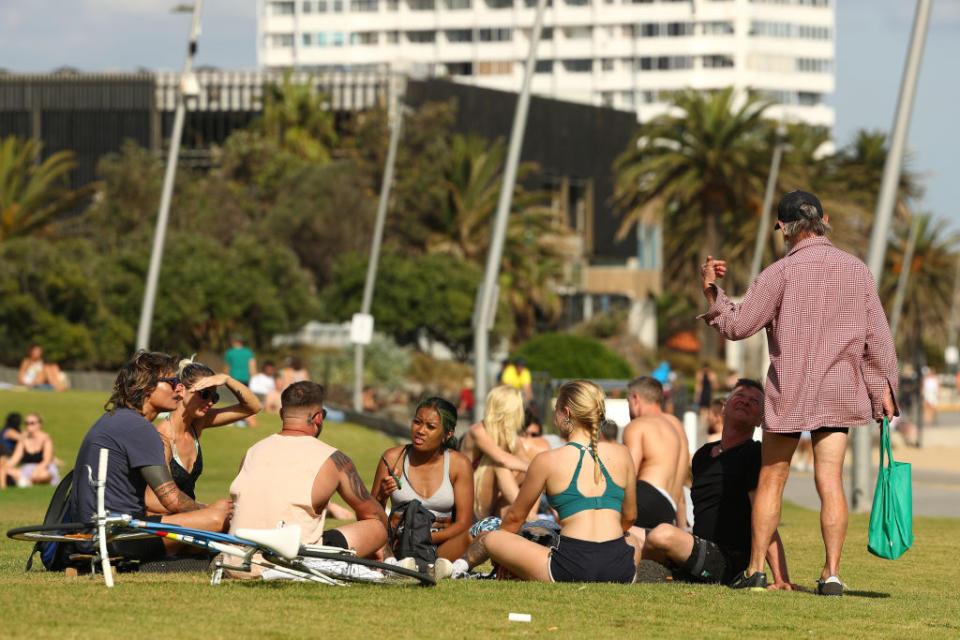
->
[70, 409, 166, 525]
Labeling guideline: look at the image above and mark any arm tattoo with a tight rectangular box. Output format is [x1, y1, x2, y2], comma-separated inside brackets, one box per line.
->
[153, 480, 202, 512]
[464, 531, 490, 569]
[331, 451, 373, 501]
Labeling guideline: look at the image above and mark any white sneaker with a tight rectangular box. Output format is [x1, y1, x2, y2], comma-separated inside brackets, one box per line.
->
[449, 558, 469, 579]
[428, 558, 454, 580]
[398, 557, 419, 571]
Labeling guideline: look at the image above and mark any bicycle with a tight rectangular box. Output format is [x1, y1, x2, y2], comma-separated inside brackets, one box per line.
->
[6, 448, 434, 588]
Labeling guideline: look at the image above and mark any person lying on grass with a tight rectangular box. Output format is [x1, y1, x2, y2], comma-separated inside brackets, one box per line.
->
[145, 357, 261, 515]
[70, 351, 233, 564]
[372, 397, 473, 567]
[446, 380, 641, 583]
[640, 379, 799, 591]
[227, 381, 388, 578]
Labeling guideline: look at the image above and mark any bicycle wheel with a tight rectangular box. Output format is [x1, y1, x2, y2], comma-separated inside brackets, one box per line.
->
[7, 522, 152, 544]
[7, 522, 95, 543]
[294, 548, 436, 586]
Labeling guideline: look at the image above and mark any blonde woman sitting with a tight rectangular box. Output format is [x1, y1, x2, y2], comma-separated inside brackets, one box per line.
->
[450, 380, 641, 582]
[459, 386, 532, 520]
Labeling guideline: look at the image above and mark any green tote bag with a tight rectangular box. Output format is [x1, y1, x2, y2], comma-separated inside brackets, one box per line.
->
[867, 417, 914, 560]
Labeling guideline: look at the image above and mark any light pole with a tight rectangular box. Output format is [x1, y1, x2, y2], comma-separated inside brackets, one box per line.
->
[888, 213, 923, 340]
[855, 0, 932, 512]
[353, 73, 405, 411]
[473, 0, 548, 421]
[136, 1, 204, 351]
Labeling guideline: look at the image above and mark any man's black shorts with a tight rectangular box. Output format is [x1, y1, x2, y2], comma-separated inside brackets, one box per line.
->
[783, 426, 849, 439]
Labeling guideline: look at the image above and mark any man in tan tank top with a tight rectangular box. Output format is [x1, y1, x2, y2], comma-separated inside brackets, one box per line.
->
[622, 376, 690, 539]
[228, 381, 388, 577]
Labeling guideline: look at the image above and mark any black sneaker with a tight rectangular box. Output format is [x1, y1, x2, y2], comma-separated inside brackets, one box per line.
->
[729, 571, 768, 591]
[815, 575, 843, 597]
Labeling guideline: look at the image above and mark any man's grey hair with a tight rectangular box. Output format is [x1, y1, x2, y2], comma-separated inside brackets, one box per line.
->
[781, 203, 831, 237]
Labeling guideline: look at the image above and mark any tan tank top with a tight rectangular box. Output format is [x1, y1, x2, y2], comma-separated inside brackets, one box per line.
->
[228, 433, 336, 577]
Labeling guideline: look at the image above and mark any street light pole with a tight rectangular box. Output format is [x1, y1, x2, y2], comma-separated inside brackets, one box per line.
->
[855, 0, 932, 512]
[472, 0, 548, 422]
[136, 1, 204, 351]
[353, 73, 405, 411]
[889, 213, 922, 340]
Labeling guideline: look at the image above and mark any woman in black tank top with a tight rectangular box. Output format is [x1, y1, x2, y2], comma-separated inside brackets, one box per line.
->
[1, 413, 57, 488]
[144, 358, 262, 513]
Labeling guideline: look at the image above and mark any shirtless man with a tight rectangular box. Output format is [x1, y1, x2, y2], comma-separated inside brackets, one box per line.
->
[622, 376, 690, 535]
[228, 381, 388, 577]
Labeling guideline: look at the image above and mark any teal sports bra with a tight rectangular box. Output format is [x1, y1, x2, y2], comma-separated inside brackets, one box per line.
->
[546, 442, 625, 520]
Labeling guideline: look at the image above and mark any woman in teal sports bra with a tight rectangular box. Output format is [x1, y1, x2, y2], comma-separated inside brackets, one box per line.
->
[448, 380, 641, 582]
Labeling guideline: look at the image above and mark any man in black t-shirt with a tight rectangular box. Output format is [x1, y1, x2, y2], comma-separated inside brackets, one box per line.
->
[640, 379, 797, 590]
[70, 351, 232, 562]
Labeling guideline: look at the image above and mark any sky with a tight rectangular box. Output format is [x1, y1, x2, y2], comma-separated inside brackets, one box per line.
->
[1, 0, 957, 228]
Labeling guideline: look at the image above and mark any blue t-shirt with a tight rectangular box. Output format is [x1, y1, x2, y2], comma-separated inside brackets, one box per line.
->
[70, 409, 166, 526]
[224, 346, 254, 383]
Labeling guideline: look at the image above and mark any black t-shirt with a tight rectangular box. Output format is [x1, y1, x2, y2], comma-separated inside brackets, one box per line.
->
[70, 409, 166, 525]
[691, 439, 761, 556]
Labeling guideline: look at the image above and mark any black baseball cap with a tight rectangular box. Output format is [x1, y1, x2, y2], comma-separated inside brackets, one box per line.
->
[776, 190, 823, 229]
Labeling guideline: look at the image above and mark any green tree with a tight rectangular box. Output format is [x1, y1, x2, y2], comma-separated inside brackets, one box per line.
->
[0, 237, 131, 367]
[513, 333, 634, 379]
[99, 231, 319, 356]
[0, 136, 97, 241]
[319, 250, 506, 358]
[217, 73, 338, 198]
[428, 134, 571, 342]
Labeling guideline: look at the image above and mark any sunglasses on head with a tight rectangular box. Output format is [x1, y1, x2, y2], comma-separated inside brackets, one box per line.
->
[158, 376, 180, 388]
[198, 388, 220, 404]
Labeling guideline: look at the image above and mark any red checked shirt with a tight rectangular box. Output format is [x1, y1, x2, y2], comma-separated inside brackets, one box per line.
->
[699, 236, 898, 433]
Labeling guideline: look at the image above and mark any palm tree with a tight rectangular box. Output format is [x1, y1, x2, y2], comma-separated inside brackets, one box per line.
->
[820, 130, 924, 256]
[880, 213, 960, 359]
[426, 134, 572, 342]
[613, 89, 776, 297]
[0, 136, 97, 242]
[258, 72, 338, 164]
[612, 88, 777, 355]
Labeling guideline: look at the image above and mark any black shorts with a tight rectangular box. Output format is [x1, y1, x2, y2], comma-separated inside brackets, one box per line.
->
[106, 515, 166, 563]
[548, 535, 636, 584]
[634, 480, 676, 528]
[676, 535, 747, 585]
[783, 426, 849, 439]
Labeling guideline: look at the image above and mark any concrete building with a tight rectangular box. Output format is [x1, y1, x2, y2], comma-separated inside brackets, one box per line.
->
[257, 0, 835, 128]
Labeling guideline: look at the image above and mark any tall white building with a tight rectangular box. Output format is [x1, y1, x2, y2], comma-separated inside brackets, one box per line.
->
[257, 0, 835, 127]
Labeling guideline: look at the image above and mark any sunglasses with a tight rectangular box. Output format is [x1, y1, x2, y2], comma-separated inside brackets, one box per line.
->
[198, 388, 220, 404]
[311, 408, 328, 422]
[158, 376, 180, 388]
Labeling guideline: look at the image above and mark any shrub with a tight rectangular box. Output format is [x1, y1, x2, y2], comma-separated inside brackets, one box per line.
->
[512, 333, 634, 380]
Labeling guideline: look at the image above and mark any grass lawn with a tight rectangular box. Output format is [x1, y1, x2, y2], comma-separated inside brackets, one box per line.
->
[1, 389, 959, 639]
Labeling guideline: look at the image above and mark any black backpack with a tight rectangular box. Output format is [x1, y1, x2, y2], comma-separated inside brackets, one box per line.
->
[390, 499, 437, 569]
[25, 469, 75, 571]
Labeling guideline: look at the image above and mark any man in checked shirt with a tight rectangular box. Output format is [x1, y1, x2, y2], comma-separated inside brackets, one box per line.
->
[698, 190, 898, 596]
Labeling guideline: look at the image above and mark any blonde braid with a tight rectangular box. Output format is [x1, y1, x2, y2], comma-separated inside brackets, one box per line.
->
[591, 413, 601, 484]
[590, 400, 606, 484]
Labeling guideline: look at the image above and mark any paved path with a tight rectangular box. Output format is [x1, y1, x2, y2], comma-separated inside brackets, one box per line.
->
[784, 466, 960, 519]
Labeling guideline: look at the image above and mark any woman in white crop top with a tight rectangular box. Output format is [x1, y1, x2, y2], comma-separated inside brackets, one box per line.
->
[372, 397, 474, 562]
